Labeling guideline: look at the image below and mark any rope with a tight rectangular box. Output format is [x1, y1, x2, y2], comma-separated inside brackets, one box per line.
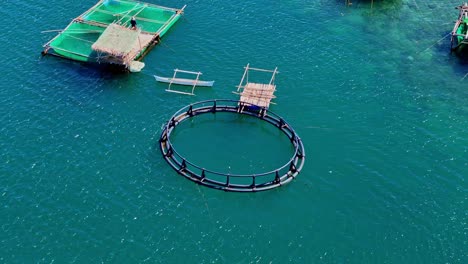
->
[63, 30, 103, 34]
[461, 71, 468, 81]
[116, 3, 141, 24]
[417, 33, 451, 55]
[122, 5, 147, 26]
[63, 33, 95, 44]
[196, 184, 214, 224]
[94, 8, 166, 24]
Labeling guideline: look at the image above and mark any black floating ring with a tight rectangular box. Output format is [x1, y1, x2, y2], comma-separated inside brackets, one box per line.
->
[159, 99, 306, 192]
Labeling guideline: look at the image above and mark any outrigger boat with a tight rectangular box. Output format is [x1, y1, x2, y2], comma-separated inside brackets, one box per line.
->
[154, 76, 214, 87]
[451, 3, 468, 54]
[155, 69, 214, 95]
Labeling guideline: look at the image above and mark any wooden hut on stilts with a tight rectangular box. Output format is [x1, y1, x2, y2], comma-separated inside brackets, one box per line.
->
[234, 64, 279, 116]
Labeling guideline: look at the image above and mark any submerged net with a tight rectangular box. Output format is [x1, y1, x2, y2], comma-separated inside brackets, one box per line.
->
[47, 23, 103, 61]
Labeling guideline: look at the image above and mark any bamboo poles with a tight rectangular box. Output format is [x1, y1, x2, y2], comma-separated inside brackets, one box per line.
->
[235, 64, 279, 110]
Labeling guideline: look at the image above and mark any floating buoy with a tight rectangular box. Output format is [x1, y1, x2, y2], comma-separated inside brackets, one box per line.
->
[129, 61, 145, 73]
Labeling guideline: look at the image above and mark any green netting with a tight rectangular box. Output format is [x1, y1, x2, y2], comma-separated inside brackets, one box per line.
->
[49, 23, 104, 62]
[45, 0, 181, 62]
[457, 23, 467, 43]
[157, 14, 181, 38]
[83, 0, 176, 33]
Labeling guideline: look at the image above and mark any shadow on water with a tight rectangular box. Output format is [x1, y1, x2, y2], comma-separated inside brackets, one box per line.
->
[40, 54, 131, 79]
[449, 51, 468, 80]
[39, 54, 143, 97]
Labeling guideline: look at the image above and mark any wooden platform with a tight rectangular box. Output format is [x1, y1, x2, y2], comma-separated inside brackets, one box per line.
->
[126, 33, 154, 62]
[92, 24, 154, 66]
[235, 64, 279, 110]
[239, 83, 276, 108]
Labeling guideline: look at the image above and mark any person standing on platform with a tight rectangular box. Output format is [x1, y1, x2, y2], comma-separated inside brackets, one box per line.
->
[130, 16, 137, 30]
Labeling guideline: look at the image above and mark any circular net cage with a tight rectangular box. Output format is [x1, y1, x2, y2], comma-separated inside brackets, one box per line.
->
[159, 99, 305, 192]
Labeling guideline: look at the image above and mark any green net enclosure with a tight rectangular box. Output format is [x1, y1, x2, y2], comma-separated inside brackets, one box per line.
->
[43, 0, 184, 67]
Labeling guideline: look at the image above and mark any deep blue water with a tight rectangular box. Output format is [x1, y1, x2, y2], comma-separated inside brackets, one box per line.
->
[0, 0, 466, 263]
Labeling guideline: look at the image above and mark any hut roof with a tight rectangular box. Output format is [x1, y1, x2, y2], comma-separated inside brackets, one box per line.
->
[91, 23, 140, 57]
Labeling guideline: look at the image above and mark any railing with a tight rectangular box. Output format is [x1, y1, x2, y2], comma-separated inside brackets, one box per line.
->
[159, 99, 305, 192]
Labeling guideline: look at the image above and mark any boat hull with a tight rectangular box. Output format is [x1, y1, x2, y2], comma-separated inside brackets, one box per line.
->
[452, 4, 468, 57]
[154, 75, 214, 87]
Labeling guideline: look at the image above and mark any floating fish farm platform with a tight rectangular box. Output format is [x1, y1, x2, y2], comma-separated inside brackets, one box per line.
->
[42, 0, 185, 71]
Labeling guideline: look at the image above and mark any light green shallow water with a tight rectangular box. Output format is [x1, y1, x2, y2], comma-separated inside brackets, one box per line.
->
[0, 0, 467, 263]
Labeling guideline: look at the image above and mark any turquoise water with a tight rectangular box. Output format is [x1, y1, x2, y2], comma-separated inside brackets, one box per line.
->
[1, 0, 467, 262]
[171, 112, 295, 174]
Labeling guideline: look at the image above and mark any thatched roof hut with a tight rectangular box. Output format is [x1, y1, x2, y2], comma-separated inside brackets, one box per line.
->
[91, 23, 141, 60]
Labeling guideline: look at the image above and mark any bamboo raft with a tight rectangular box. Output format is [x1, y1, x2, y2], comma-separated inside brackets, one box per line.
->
[42, 0, 185, 72]
[234, 64, 279, 115]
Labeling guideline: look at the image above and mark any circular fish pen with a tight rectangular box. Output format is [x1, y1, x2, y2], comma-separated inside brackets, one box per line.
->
[159, 99, 305, 192]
